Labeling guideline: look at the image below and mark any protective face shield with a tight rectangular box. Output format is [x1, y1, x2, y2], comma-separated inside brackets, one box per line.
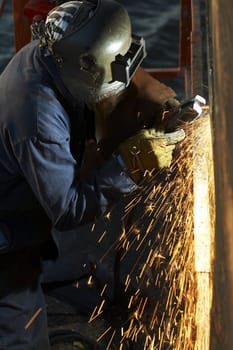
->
[44, 0, 146, 104]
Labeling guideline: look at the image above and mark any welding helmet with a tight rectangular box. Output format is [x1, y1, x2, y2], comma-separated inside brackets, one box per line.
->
[43, 0, 146, 103]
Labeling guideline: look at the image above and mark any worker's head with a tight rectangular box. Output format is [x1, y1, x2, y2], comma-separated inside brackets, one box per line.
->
[42, 0, 146, 104]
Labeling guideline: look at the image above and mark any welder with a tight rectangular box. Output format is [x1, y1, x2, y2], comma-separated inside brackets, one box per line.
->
[0, 0, 185, 349]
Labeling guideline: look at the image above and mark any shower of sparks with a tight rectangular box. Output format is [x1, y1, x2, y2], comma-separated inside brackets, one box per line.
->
[87, 107, 213, 349]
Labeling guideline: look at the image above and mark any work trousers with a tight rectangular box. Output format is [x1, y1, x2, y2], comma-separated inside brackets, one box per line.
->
[0, 248, 50, 350]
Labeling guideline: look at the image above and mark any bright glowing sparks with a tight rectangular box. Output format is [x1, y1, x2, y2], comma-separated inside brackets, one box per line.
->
[87, 108, 213, 349]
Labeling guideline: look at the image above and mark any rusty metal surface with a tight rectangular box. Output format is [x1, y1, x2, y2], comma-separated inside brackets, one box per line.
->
[207, 0, 233, 349]
[192, 109, 214, 350]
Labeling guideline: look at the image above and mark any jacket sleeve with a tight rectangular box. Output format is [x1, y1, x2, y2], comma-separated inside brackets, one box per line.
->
[12, 113, 138, 232]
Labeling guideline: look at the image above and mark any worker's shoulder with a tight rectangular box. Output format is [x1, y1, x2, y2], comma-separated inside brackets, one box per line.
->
[16, 83, 71, 145]
[0, 42, 74, 148]
[0, 61, 71, 144]
[36, 83, 71, 142]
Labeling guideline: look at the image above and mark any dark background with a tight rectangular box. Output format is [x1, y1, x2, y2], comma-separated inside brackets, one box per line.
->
[0, 0, 207, 98]
[0, 1, 180, 71]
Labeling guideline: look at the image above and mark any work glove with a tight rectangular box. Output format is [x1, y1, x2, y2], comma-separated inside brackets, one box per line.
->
[96, 90, 163, 160]
[95, 68, 178, 160]
[118, 128, 185, 183]
[162, 95, 206, 131]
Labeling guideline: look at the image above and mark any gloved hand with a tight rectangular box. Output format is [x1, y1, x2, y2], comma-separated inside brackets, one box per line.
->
[161, 96, 205, 132]
[96, 89, 164, 160]
[164, 97, 181, 109]
[95, 67, 178, 160]
[118, 128, 185, 183]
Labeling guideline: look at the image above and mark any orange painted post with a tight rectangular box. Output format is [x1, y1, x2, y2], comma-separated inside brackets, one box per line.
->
[11, 0, 31, 52]
[190, 0, 203, 96]
[147, 0, 204, 98]
[179, 0, 192, 97]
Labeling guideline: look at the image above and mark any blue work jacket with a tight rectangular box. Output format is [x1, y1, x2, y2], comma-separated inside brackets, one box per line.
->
[0, 41, 137, 254]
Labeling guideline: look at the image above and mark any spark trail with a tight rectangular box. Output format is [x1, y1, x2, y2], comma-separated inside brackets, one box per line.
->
[89, 107, 213, 349]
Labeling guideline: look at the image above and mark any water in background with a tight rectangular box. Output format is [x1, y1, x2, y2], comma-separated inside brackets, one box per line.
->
[0, 0, 206, 97]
